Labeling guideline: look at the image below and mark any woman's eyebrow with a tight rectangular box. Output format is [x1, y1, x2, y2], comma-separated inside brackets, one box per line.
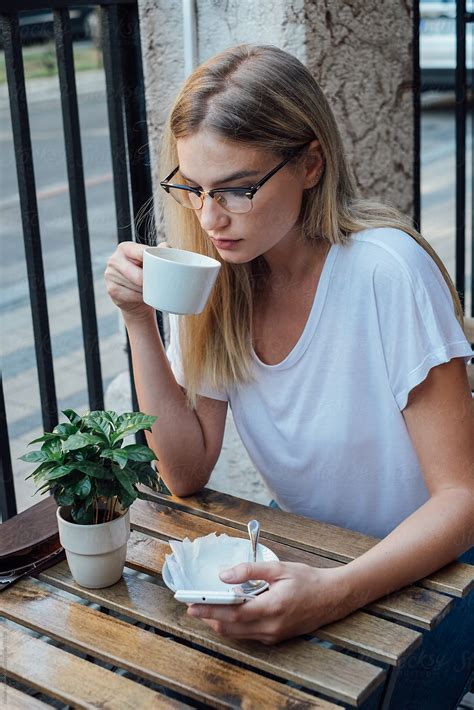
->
[179, 168, 261, 184]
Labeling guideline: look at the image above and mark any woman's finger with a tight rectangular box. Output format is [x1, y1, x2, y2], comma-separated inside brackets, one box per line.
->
[187, 587, 278, 624]
[219, 561, 286, 585]
[199, 616, 276, 642]
[117, 240, 147, 262]
[106, 259, 143, 289]
[107, 276, 143, 295]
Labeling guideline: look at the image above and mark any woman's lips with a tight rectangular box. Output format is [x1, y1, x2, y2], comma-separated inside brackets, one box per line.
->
[210, 237, 242, 250]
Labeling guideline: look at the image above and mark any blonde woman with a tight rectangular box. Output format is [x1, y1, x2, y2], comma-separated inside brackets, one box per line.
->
[105, 45, 474, 708]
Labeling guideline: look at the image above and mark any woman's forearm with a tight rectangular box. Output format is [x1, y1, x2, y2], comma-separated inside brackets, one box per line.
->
[339, 489, 474, 612]
[123, 311, 212, 495]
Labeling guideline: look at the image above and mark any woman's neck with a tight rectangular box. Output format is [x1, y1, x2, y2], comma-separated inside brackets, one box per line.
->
[259, 237, 330, 294]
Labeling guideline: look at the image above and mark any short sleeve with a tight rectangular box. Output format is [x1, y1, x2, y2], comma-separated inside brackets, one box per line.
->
[372, 247, 472, 411]
[166, 314, 228, 402]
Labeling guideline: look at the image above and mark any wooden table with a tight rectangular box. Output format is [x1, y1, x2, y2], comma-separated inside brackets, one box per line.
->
[1, 488, 473, 709]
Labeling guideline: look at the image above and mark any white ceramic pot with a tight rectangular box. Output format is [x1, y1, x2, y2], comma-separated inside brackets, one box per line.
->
[57, 506, 130, 589]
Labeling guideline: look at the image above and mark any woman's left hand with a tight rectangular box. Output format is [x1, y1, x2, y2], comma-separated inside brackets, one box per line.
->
[186, 561, 352, 644]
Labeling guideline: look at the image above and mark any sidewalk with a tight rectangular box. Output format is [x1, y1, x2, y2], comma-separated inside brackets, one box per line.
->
[0, 68, 105, 106]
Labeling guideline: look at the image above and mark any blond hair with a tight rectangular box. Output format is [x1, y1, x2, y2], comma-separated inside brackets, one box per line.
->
[157, 43, 463, 408]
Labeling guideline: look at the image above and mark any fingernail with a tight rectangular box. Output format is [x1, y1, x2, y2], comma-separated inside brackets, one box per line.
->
[219, 569, 234, 582]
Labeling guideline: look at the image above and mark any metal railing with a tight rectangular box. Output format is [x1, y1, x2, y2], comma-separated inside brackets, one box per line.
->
[0, 0, 161, 520]
[413, 0, 473, 311]
[454, 0, 473, 312]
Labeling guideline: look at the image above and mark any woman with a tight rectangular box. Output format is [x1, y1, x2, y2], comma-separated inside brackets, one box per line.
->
[105, 45, 474, 706]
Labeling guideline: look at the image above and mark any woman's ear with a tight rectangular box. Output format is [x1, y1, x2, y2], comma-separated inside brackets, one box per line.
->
[303, 139, 324, 188]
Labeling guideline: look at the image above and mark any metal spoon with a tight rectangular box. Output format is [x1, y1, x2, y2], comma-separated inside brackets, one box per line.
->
[248, 519, 260, 563]
[232, 519, 268, 596]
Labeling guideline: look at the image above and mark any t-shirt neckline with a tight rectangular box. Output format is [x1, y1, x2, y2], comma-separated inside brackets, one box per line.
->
[251, 243, 337, 370]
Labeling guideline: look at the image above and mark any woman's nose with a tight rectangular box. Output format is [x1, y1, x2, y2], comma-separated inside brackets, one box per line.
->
[199, 195, 230, 231]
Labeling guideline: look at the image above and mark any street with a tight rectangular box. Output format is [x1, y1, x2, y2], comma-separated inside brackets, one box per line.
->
[0, 73, 472, 511]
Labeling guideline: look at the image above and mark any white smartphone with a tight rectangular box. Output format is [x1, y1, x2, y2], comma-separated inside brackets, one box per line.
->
[174, 590, 254, 605]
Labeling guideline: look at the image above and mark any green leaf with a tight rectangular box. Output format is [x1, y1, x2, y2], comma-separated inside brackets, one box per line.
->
[55, 488, 75, 506]
[25, 460, 56, 480]
[83, 492, 95, 510]
[42, 438, 64, 461]
[74, 477, 92, 499]
[71, 504, 94, 525]
[19, 450, 49, 463]
[129, 461, 159, 488]
[36, 481, 53, 495]
[117, 489, 135, 510]
[103, 410, 120, 425]
[111, 463, 137, 499]
[52, 422, 78, 439]
[122, 444, 156, 462]
[62, 409, 82, 426]
[62, 433, 103, 452]
[74, 462, 113, 479]
[44, 464, 76, 481]
[100, 448, 129, 469]
[110, 413, 157, 444]
[27, 432, 60, 445]
[95, 479, 116, 499]
[82, 412, 112, 442]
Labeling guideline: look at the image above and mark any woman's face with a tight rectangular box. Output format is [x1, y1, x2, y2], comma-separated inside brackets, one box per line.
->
[176, 129, 321, 265]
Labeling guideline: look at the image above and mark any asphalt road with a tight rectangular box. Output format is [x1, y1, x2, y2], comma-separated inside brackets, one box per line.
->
[0, 78, 116, 309]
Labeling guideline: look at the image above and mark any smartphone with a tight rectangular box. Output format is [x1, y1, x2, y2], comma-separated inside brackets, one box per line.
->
[174, 589, 254, 605]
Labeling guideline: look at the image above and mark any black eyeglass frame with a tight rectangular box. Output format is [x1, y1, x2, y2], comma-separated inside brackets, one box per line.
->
[159, 145, 309, 212]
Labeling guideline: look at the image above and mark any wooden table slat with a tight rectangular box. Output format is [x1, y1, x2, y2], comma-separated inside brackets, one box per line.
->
[0, 579, 344, 709]
[140, 490, 474, 598]
[0, 682, 51, 710]
[130, 502, 454, 630]
[126, 531, 421, 666]
[34, 564, 384, 706]
[0, 622, 186, 709]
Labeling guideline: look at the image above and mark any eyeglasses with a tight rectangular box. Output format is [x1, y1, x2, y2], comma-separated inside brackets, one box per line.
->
[160, 149, 305, 215]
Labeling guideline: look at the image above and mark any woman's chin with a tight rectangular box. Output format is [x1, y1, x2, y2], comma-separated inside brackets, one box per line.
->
[216, 249, 251, 264]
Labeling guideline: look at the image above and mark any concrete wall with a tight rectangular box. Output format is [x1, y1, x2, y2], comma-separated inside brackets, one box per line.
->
[138, 0, 414, 220]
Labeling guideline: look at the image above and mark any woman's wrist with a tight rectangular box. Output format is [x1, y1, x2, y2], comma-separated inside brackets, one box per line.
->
[121, 307, 158, 331]
[324, 564, 365, 619]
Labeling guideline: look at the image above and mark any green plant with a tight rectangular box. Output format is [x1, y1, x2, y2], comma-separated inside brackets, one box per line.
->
[20, 409, 161, 525]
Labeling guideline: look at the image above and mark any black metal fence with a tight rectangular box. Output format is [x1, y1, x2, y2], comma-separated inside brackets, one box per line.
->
[454, 0, 473, 312]
[0, 0, 162, 520]
[413, 0, 473, 312]
[0, 1, 472, 521]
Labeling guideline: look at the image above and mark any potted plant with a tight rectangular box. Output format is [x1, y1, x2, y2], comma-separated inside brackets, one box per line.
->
[20, 408, 160, 589]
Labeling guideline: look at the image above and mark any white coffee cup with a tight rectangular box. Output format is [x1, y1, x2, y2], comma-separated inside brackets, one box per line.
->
[142, 246, 221, 315]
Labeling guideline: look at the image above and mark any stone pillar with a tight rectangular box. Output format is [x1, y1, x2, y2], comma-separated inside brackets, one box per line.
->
[138, 0, 414, 218]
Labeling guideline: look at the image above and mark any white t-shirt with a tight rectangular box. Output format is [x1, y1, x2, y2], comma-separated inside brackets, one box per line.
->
[167, 228, 473, 538]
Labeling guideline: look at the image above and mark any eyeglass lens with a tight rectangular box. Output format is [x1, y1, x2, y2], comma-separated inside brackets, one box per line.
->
[167, 186, 252, 214]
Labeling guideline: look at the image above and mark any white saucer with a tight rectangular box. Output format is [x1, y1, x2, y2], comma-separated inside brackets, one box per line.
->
[162, 539, 278, 593]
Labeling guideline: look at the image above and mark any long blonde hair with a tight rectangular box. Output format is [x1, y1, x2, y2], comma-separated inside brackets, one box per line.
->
[158, 43, 463, 408]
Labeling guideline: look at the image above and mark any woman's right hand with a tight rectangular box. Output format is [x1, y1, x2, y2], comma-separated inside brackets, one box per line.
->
[104, 241, 158, 321]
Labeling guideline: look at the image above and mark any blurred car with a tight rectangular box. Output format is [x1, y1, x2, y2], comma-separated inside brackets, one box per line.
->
[0, 7, 95, 46]
[420, 0, 473, 90]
